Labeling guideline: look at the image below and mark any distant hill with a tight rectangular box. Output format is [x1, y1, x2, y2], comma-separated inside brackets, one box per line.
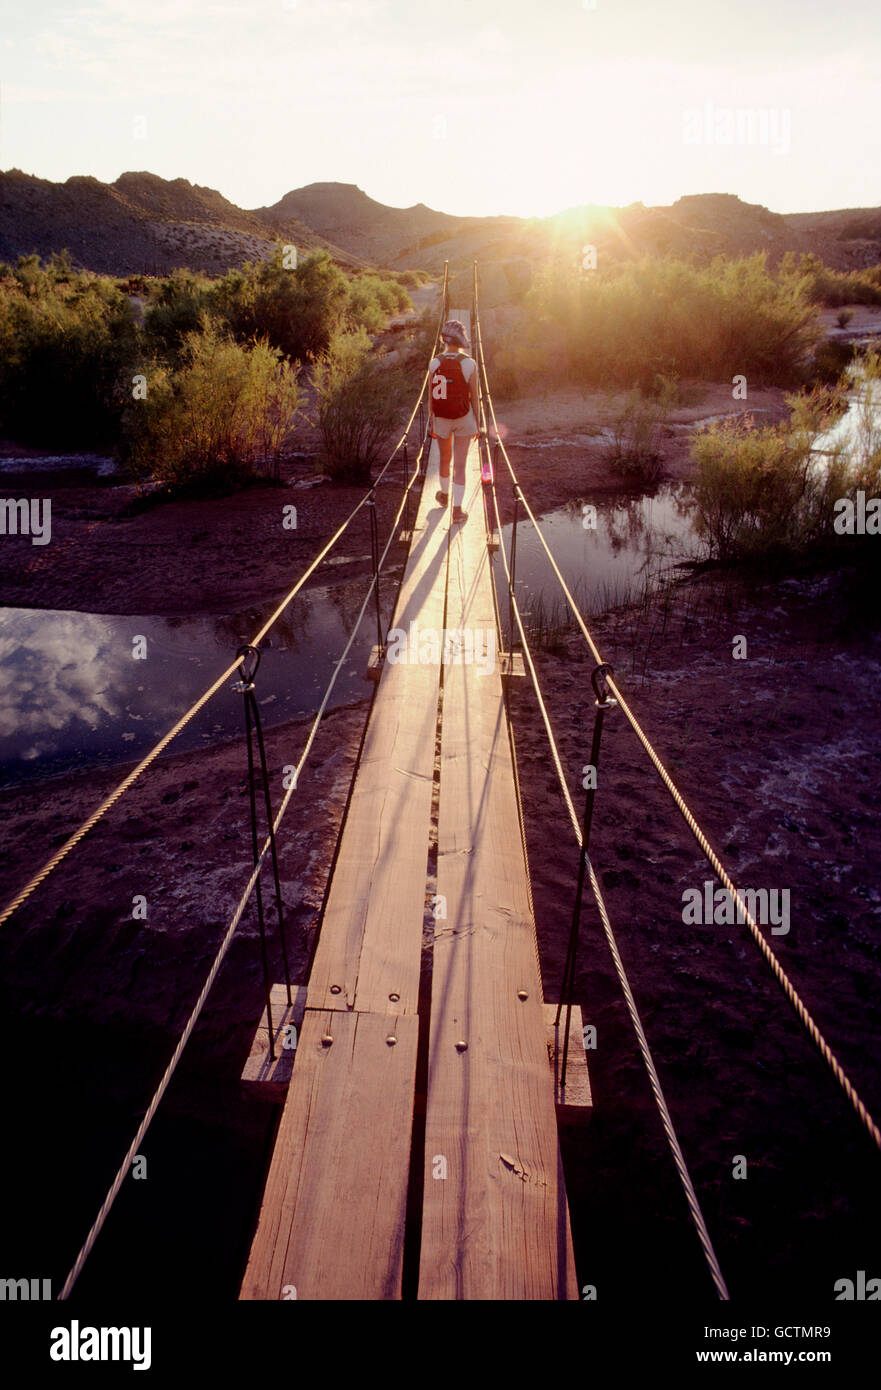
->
[253, 182, 473, 264]
[407, 193, 881, 277]
[0, 169, 366, 276]
[1, 169, 879, 283]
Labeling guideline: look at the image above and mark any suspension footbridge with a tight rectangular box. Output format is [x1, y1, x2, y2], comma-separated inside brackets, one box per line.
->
[3, 265, 878, 1304]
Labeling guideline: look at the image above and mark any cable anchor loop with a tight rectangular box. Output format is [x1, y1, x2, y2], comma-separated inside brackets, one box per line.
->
[232, 642, 261, 694]
[591, 661, 617, 710]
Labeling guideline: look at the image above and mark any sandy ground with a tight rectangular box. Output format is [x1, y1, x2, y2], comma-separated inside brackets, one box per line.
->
[0, 458, 415, 615]
[818, 304, 881, 338]
[1, 333, 879, 1301]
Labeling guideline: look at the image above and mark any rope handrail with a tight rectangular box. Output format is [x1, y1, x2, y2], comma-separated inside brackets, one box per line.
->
[471, 290, 881, 1154]
[1, 264, 450, 931]
[57, 408, 432, 1300]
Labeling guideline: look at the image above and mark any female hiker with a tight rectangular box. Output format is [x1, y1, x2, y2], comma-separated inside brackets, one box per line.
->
[428, 319, 480, 524]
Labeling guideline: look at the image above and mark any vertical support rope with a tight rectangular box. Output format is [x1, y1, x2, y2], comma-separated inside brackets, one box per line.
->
[242, 685, 276, 1061]
[555, 664, 617, 1089]
[508, 487, 520, 654]
[248, 678, 293, 1001]
[367, 490, 383, 650]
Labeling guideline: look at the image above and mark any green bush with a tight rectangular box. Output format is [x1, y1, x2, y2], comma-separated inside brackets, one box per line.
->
[810, 338, 856, 384]
[0, 256, 138, 447]
[142, 268, 212, 360]
[312, 328, 412, 484]
[525, 252, 820, 390]
[344, 273, 411, 332]
[123, 318, 302, 485]
[211, 248, 350, 362]
[688, 380, 878, 562]
[780, 252, 881, 308]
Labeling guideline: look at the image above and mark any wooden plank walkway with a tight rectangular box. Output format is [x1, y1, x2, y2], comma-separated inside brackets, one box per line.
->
[242, 312, 577, 1299]
[417, 344, 578, 1295]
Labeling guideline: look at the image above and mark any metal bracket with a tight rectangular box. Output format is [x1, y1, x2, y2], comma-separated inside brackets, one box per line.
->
[591, 662, 617, 710]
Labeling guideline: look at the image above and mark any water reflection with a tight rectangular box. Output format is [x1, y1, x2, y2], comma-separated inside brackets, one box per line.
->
[814, 371, 881, 467]
[0, 577, 384, 785]
[3, 486, 702, 782]
[493, 483, 702, 639]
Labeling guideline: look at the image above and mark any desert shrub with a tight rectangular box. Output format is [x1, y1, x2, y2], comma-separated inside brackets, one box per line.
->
[860, 348, 881, 382]
[312, 328, 412, 484]
[810, 338, 856, 383]
[0, 256, 138, 446]
[526, 253, 820, 390]
[688, 380, 878, 562]
[344, 273, 411, 332]
[606, 377, 676, 483]
[142, 268, 211, 360]
[123, 318, 302, 485]
[780, 252, 881, 308]
[211, 248, 350, 361]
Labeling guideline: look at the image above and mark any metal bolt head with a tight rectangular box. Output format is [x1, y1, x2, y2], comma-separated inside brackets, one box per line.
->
[517, 990, 528, 1000]
[386, 1035, 397, 1046]
[455, 1039, 468, 1052]
[321, 1034, 333, 1046]
[329, 984, 342, 995]
[389, 992, 400, 1002]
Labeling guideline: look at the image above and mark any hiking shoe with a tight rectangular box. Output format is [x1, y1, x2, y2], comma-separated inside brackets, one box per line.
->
[435, 490, 449, 506]
[451, 506, 468, 524]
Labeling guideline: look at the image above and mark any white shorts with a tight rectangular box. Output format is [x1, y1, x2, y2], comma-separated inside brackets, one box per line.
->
[431, 410, 477, 440]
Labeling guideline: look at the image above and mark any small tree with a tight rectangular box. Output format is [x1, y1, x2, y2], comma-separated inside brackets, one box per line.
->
[211, 248, 350, 362]
[125, 318, 301, 486]
[312, 329, 411, 484]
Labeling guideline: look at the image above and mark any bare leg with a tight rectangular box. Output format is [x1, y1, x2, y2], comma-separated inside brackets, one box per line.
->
[452, 433, 471, 486]
[451, 432, 474, 521]
[437, 435, 453, 480]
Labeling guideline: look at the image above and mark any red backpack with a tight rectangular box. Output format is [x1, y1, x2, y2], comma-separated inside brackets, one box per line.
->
[431, 353, 472, 418]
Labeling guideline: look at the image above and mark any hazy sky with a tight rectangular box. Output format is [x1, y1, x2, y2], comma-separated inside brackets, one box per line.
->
[2, 0, 879, 218]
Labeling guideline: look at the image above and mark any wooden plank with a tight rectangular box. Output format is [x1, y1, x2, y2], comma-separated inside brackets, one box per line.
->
[306, 445, 449, 1015]
[364, 643, 384, 682]
[500, 650, 526, 689]
[240, 1009, 419, 1300]
[418, 435, 579, 1300]
[241, 984, 308, 1102]
[544, 1003, 593, 1125]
